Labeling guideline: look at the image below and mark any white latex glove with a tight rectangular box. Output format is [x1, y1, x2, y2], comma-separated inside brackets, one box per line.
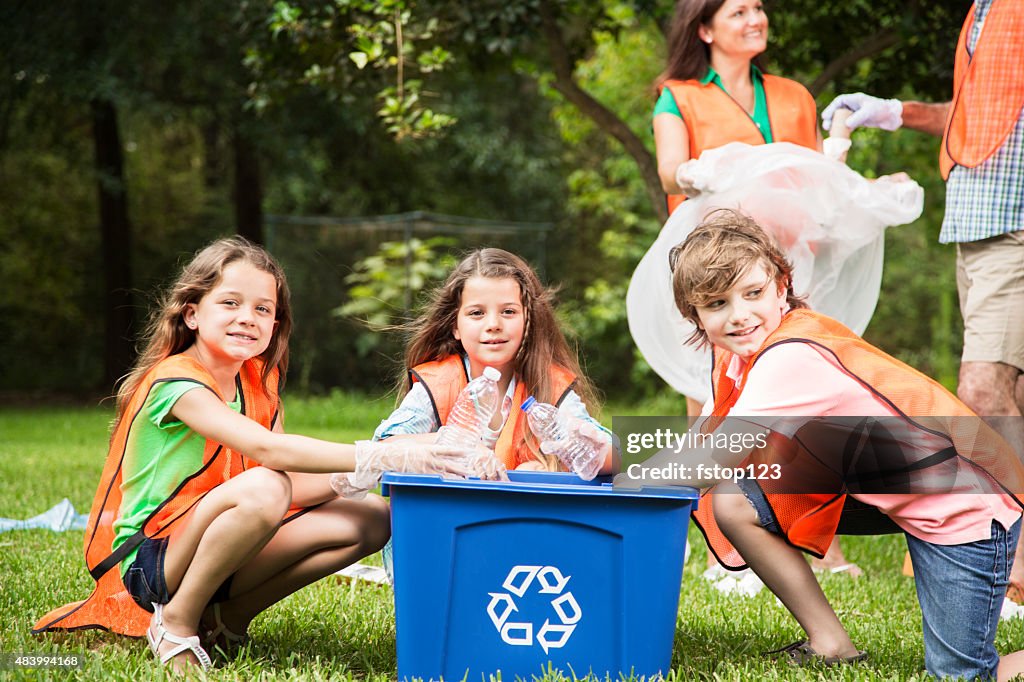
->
[467, 450, 510, 481]
[330, 472, 377, 499]
[539, 418, 610, 480]
[822, 93, 903, 132]
[331, 441, 506, 497]
[674, 159, 711, 198]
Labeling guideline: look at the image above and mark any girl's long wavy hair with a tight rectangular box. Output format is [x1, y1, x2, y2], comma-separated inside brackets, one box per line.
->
[113, 237, 292, 429]
[400, 248, 600, 469]
[655, 0, 767, 87]
[669, 209, 806, 346]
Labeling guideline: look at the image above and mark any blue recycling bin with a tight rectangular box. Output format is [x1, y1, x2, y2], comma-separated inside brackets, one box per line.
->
[382, 470, 699, 681]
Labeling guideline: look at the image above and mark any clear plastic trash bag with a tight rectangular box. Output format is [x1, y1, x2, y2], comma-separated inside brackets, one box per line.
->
[627, 142, 924, 403]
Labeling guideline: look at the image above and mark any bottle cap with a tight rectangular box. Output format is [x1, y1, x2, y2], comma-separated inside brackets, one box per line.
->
[482, 366, 501, 381]
[520, 396, 536, 412]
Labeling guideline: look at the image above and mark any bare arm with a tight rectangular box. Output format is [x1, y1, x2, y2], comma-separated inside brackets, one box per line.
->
[171, 387, 357, 473]
[653, 112, 691, 194]
[900, 101, 951, 137]
[274, 418, 345, 507]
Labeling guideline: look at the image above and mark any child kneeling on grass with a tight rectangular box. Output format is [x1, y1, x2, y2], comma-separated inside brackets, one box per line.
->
[656, 209, 1024, 679]
[32, 237, 497, 672]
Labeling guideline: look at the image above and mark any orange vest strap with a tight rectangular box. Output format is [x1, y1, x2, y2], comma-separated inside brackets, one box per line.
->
[940, 0, 1024, 179]
[409, 356, 470, 427]
[662, 74, 819, 215]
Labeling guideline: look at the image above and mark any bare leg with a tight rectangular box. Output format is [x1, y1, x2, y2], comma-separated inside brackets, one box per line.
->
[151, 469, 390, 670]
[810, 537, 863, 578]
[155, 467, 293, 670]
[212, 493, 390, 633]
[959, 361, 1024, 591]
[712, 484, 858, 658]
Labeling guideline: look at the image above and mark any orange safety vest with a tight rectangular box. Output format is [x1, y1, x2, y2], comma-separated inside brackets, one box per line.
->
[692, 310, 1024, 569]
[32, 354, 280, 637]
[940, 0, 1024, 180]
[410, 355, 577, 470]
[662, 74, 819, 214]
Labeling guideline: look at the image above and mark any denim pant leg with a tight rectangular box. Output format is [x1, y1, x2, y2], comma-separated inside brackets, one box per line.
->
[905, 518, 1020, 680]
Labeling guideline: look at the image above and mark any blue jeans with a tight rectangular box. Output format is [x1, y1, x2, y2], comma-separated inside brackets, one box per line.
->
[907, 518, 1020, 680]
[737, 480, 1020, 679]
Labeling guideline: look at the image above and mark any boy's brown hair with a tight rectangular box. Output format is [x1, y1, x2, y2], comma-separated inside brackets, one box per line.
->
[669, 209, 807, 346]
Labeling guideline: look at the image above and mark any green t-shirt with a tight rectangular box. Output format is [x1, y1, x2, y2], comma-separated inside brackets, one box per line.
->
[654, 65, 772, 143]
[113, 380, 242, 574]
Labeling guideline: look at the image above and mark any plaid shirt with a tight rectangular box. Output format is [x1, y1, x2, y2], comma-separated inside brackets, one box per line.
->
[940, 0, 1024, 244]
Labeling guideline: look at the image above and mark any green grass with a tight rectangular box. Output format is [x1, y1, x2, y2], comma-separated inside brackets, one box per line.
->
[2, 395, 1022, 680]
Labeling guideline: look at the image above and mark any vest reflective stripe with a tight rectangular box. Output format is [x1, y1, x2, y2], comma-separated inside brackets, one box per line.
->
[940, 0, 1024, 179]
[692, 310, 1024, 569]
[411, 356, 577, 470]
[32, 355, 279, 637]
[662, 74, 819, 214]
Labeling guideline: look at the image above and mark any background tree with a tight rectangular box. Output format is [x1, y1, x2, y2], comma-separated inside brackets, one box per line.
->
[0, 0, 971, 398]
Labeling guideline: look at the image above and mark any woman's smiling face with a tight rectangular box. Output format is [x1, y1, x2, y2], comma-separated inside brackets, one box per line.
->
[701, 0, 768, 61]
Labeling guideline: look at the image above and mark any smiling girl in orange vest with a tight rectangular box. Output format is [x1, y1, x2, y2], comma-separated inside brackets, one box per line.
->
[369, 248, 617, 476]
[32, 237, 488, 672]
[664, 210, 1024, 677]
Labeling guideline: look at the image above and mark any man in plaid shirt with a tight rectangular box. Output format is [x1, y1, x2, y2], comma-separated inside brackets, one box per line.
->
[822, 0, 1024, 586]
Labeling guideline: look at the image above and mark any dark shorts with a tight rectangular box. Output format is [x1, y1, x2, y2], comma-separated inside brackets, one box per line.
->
[122, 536, 233, 612]
[122, 536, 171, 612]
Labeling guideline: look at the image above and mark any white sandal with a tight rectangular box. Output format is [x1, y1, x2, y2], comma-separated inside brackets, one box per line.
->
[203, 602, 249, 650]
[147, 603, 212, 670]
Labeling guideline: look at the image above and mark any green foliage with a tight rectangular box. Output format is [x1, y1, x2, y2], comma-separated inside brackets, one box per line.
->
[249, 0, 456, 140]
[337, 237, 457, 357]
[0, 0, 984, 404]
[547, 21, 670, 399]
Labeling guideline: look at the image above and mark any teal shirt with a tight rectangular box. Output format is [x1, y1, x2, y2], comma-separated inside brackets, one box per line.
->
[654, 65, 772, 143]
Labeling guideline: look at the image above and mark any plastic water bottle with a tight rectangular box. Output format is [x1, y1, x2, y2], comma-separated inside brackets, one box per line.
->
[520, 396, 603, 480]
[435, 366, 502, 447]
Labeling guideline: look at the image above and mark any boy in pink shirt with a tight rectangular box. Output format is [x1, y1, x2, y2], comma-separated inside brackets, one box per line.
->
[665, 209, 1024, 679]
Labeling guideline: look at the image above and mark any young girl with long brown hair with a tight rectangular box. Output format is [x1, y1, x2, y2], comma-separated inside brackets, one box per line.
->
[33, 237, 483, 672]
[373, 247, 617, 475]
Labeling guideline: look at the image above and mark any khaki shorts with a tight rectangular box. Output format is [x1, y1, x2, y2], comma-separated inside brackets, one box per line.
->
[956, 230, 1024, 371]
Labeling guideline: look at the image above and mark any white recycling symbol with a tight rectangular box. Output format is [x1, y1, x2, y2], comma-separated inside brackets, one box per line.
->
[486, 565, 582, 653]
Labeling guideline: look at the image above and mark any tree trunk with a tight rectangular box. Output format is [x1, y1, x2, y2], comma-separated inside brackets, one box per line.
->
[538, 1, 668, 224]
[91, 98, 136, 389]
[233, 127, 264, 244]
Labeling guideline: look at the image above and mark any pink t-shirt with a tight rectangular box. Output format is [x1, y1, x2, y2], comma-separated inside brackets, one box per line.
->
[704, 342, 1020, 545]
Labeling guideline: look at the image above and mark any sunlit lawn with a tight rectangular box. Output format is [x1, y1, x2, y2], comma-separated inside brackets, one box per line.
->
[2, 393, 1021, 680]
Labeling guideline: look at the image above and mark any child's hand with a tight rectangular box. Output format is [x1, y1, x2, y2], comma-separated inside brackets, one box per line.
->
[540, 419, 610, 480]
[330, 472, 376, 499]
[468, 450, 509, 481]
